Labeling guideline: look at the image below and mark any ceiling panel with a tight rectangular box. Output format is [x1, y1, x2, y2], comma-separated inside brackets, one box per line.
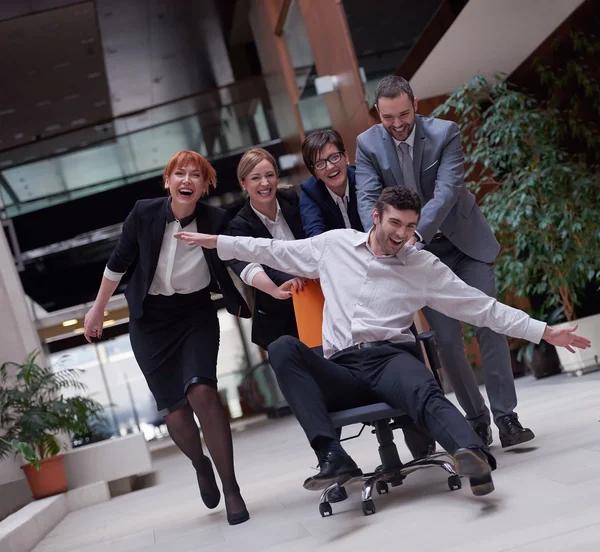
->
[0, 2, 113, 153]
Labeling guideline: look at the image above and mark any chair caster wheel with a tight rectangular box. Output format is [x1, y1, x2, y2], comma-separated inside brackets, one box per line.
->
[319, 502, 333, 517]
[448, 475, 462, 491]
[376, 481, 389, 494]
[362, 499, 376, 516]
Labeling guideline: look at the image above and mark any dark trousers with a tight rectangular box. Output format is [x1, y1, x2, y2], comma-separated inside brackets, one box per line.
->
[268, 336, 484, 455]
[423, 237, 516, 426]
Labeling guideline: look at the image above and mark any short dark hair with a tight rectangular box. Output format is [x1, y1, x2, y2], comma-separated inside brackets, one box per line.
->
[302, 129, 345, 172]
[375, 187, 421, 220]
[375, 75, 415, 105]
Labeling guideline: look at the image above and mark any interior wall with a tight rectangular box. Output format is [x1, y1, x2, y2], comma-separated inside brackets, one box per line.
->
[298, 0, 374, 162]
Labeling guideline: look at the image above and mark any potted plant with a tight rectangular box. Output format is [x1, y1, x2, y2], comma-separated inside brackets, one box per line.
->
[431, 32, 600, 376]
[0, 352, 103, 499]
[515, 307, 565, 379]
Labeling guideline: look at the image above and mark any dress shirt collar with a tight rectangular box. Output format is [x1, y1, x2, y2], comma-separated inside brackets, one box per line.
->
[324, 179, 349, 205]
[352, 229, 407, 265]
[166, 198, 196, 228]
[250, 200, 282, 225]
[392, 123, 416, 150]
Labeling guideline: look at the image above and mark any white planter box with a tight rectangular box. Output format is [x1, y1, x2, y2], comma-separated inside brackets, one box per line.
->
[62, 433, 152, 489]
[553, 313, 600, 376]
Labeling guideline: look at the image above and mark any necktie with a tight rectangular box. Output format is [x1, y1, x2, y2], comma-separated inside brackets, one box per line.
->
[398, 142, 418, 194]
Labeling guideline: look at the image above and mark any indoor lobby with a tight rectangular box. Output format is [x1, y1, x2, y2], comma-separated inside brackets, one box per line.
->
[1, 1, 599, 551]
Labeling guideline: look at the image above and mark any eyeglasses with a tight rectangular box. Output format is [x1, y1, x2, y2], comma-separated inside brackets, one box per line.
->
[312, 151, 344, 171]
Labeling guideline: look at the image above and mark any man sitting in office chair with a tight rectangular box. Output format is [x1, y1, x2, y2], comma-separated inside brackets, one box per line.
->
[299, 128, 436, 465]
[174, 187, 591, 496]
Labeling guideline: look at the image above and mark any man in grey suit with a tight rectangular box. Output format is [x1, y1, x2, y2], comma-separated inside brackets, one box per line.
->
[355, 75, 534, 449]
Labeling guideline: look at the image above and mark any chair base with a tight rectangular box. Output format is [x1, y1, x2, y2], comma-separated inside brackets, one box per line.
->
[317, 452, 460, 517]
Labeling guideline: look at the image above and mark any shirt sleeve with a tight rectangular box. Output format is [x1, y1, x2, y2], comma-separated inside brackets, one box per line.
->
[217, 234, 328, 280]
[239, 263, 266, 286]
[103, 266, 125, 282]
[424, 254, 546, 344]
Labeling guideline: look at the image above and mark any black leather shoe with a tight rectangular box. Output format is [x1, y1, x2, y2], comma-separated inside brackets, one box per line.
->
[303, 452, 363, 491]
[196, 456, 220, 509]
[472, 422, 493, 447]
[453, 448, 495, 496]
[497, 414, 535, 448]
[328, 485, 348, 503]
[403, 423, 437, 459]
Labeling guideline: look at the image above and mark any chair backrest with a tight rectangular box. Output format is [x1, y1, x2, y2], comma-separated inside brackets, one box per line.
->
[291, 280, 325, 348]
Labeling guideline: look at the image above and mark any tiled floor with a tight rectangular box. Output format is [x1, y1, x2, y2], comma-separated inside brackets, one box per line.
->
[33, 372, 600, 552]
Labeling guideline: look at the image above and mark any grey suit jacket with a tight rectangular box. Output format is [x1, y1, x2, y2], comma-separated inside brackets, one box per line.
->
[355, 116, 500, 264]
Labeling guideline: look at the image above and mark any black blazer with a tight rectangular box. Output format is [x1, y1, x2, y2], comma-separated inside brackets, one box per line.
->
[106, 197, 251, 320]
[227, 188, 304, 350]
[299, 166, 364, 237]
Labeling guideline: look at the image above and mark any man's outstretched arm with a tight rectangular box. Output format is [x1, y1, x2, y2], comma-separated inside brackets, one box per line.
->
[175, 232, 328, 280]
[424, 255, 591, 352]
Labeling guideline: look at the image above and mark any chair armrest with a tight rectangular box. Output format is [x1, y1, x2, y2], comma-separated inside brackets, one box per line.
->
[416, 330, 444, 391]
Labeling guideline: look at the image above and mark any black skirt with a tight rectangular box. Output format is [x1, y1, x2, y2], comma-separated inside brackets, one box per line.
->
[129, 289, 220, 415]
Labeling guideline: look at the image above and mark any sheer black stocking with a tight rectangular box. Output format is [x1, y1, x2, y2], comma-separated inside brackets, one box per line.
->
[186, 383, 246, 516]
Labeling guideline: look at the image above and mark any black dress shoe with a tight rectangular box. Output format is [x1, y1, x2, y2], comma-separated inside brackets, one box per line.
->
[472, 422, 493, 447]
[497, 414, 535, 448]
[196, 456, 220, 509]
[403, 423, 437, 459]
[453, 448, 495, 496]
[303, 452, 363, 491]
[328, 485, 348, 503]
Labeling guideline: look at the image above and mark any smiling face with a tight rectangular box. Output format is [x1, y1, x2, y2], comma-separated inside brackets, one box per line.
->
[239, 158, 278, 210]
[371, 204, 419, 256]
[165, 164, 208, 209]
[312, 143, 348, 194]
[377, 93, 418, 142]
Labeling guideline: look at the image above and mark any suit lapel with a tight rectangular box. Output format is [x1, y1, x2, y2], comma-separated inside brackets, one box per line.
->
[413, 117, 425, 186]
[316, 181, 345, 229]
[242, 201, 273, 239]
[148, 199, 167, 283]
[347, 169, 363, 231]
[381, 125, 404, 187]
[278, 191, 304, 239]
[194, 202, 213, 234]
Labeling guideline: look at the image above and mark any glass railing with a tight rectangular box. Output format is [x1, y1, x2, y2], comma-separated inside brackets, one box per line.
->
[49, 309, 266, 443]
[0, 79, 279, 218]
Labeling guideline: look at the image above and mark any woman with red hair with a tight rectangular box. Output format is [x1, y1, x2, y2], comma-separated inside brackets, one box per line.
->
[84, 151, 251, 525]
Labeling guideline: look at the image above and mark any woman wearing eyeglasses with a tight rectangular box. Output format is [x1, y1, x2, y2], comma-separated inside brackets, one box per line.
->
[299, 129, 364, 237]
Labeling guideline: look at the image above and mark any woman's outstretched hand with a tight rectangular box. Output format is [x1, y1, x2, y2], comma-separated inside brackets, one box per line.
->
[174, 232, 218, 249]
[542, 325, 591, 353]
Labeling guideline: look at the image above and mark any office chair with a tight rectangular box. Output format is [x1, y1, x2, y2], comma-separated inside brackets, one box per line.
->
[292, 280, 461, 517]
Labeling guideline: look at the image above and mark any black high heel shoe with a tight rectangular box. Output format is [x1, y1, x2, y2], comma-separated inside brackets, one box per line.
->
[227, 507, 250, 526]
[225, 493, 250, 525]
[196, 456, 220, 509]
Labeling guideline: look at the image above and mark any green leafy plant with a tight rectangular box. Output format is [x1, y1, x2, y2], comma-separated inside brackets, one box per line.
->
[0, 352, 104, 470]
[432, 62, 600, 320]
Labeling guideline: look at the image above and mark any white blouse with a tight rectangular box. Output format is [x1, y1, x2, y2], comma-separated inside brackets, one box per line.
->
[239, 201, 296, 286]
[104, 213, 211, 295]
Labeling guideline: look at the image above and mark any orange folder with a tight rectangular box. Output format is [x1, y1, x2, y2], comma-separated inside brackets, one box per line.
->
[291, 280, 325, 348]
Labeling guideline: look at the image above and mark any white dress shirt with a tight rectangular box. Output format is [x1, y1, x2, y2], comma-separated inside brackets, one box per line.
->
[239, 201, 296, 286]
[104, 214, 211, 295]
[217, 230, 546, 358]
[325, 180, 352, 229]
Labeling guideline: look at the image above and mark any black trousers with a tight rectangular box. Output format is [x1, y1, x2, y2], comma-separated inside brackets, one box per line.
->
[268, 336, 484, 455]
